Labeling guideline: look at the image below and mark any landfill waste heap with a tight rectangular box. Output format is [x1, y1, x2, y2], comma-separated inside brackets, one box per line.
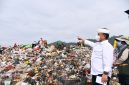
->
[0, 39, 120, 85]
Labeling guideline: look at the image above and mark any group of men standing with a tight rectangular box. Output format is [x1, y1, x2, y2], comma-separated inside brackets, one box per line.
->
[78, 28, 129, 85]
[78, 10, 129, 85]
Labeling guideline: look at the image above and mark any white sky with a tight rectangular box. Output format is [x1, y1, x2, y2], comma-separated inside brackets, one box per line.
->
[0, 0, 129, 46]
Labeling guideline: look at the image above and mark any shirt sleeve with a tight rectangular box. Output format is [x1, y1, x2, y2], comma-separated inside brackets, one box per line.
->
[116, 48, 129, 64]
[85, 40, 95, 48]
[103, 44, 114, 72]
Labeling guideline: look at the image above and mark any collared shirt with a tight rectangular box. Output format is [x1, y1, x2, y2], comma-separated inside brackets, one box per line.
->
[85, 40, 114, 77]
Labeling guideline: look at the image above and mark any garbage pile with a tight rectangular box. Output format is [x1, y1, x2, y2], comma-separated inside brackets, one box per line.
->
[0, 39, 92, 85]
[109, 66, 120, 85]
[0, 39, 121, 85]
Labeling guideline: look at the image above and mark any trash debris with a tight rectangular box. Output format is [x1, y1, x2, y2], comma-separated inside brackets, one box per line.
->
[0, 38, 120, 85]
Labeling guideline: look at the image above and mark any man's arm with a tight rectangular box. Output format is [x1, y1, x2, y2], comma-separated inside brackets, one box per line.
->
[103, 45, 114, 74]
[115, 48, 129, 64]
[101, 45, 114, 83]
[78, 37, 95, 48]
[84, 40, 95, 48]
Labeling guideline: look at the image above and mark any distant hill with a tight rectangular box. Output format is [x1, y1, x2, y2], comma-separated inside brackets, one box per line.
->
[49, 36, 122, 47]
[108, 35, 123, 45]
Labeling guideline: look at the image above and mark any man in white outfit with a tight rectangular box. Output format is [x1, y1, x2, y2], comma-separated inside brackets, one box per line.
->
[78, 28, 114, 85]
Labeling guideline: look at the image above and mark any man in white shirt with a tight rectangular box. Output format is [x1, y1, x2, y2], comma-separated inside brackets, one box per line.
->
[78, 28, 114, 85]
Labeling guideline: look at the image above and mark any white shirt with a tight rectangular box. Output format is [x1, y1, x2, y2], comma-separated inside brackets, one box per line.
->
[85, 40, 114, 77]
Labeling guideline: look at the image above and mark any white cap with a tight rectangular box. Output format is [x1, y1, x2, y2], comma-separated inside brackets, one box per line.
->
[97, 28, 110, 34]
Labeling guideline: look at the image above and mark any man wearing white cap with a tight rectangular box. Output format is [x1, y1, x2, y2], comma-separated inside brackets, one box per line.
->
[78, 28, 114, 85]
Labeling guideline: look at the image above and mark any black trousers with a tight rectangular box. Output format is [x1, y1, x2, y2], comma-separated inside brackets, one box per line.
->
[118, 74, 129, 85]
[92, 74, 110, 85]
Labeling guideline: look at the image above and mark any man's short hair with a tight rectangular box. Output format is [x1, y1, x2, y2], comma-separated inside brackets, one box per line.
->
[103, 33, 109, 39]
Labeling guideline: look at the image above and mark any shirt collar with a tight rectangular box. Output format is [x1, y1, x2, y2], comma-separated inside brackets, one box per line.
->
[100, 40, 108, 44]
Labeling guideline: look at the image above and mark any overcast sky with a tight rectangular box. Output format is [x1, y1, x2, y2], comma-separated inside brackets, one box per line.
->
[0, 0, 129, 46]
